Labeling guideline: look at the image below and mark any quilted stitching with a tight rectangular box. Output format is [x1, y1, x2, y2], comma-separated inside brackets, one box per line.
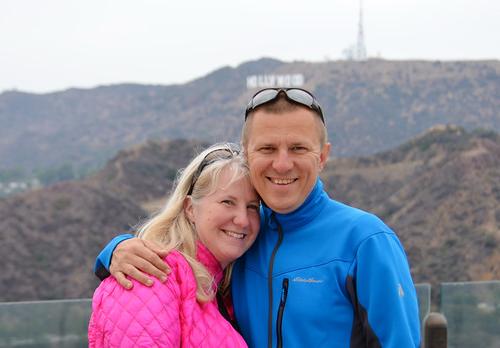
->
[89, 243, 247, 347]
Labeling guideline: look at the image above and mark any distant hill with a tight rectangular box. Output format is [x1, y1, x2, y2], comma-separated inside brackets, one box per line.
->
[322, 125, 500, 290]
[1, 58, 499, 176]
[88, 139, 209, 205]
[0, 128, 498, 301]
[0, 139, 202, 301]
[0, 181, 145, 300]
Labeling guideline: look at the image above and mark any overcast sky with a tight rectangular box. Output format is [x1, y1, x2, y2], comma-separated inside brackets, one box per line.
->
[1, 0, 498, 93]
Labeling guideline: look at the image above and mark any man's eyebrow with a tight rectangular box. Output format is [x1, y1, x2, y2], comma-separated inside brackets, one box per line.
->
[290, 141, 312, 147]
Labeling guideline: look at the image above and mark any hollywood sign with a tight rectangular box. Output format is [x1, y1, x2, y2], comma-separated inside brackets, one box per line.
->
[246, 74, 304, 89]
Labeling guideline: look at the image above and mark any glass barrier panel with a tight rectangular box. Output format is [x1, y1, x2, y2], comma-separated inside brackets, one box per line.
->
[0, 281, 495, 347]
[415, 283, 431, 325]
[0, 299, 91, 348]
[440, 280, 500, 348]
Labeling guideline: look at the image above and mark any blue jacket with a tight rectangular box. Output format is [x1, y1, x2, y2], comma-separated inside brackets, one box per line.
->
[94, 179, 420, 347]
[231, 179, 420, 348]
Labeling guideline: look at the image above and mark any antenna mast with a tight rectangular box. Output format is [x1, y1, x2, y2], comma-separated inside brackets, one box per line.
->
[356, 0, 367, 60]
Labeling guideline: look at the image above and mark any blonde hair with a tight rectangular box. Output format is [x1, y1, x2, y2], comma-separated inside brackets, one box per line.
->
[241, 96, 328, 149]
[136, 143, 250, 302]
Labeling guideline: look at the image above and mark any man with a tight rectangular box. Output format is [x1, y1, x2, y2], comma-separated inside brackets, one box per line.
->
[95, 88, 420, 347]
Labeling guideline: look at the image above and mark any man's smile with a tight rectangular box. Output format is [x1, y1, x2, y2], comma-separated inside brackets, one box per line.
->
[267, 177, 298, 185]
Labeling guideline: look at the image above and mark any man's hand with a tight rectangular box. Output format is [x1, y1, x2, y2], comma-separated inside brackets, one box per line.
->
[109, 238, 170, 289]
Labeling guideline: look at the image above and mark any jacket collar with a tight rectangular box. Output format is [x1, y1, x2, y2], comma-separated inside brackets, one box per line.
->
[262, 178, 327, 231]
[196, 241, 224, 285]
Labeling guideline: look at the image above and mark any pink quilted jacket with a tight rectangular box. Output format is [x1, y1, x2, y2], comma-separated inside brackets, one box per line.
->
[88, 243, 248, 347]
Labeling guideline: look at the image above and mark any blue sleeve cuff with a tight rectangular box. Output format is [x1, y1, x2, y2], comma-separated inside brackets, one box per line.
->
[94, 234, 135, 280]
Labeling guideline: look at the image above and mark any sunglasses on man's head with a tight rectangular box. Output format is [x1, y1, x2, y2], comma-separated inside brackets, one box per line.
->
[245, 88, 325, 124]
[187, 144, 240, 195]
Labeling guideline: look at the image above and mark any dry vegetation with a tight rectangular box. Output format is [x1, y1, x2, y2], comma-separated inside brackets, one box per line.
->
[1, 130, 499, 301]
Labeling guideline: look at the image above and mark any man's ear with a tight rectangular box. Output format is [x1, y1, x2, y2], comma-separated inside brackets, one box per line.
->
[318, 142, 331, 171]
[184, 196, 194, 222]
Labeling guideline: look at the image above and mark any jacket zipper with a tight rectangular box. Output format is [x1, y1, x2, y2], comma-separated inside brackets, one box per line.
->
[268, 215, 284, 348]
[276, 278, 289, 348]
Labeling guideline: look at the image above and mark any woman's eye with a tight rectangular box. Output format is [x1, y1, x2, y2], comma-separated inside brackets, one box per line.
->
[248, 204, 260, 211]
[221, 200, 234, 206]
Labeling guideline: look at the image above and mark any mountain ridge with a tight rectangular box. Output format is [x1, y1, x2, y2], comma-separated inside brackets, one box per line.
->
[1, 58, 499, 175]
[1, 126, 498, 301]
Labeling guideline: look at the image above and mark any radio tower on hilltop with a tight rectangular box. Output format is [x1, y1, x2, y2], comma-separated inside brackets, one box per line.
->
[341, 0, 368, 60]
[355, 0, 367, 60]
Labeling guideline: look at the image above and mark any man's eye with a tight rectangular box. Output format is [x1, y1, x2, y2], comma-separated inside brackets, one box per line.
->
[259, 146, 274, 153]
[291, 146, 307, 152]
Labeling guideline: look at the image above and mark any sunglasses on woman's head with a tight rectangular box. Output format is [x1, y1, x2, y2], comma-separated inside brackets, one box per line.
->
[187, 145, 240, 195]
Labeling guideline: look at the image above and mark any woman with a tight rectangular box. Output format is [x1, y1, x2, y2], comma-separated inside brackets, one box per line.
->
[88, 143, 260, 347]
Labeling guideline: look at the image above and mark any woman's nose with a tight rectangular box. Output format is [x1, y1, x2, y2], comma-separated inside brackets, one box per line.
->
[233, 207, 250, 228]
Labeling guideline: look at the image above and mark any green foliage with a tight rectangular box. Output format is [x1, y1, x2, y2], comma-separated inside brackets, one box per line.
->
[483, 234, 498, 250]
[34, 164, 75, 185]
[0, 168, 26, 182]
[29, 162, 99, 187]
[53, 197, 72, 211]
[165, 168, 178, 181]
[470, 128, 499, 141]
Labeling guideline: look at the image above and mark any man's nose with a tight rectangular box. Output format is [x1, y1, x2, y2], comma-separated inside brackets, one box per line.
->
[272, 149, 293, 173]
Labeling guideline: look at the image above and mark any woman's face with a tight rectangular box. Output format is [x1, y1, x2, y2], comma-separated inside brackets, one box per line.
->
[185, 168, 260, 268]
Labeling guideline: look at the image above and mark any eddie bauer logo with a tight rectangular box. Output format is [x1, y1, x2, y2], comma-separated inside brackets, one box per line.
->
[292, 277, 324, 283]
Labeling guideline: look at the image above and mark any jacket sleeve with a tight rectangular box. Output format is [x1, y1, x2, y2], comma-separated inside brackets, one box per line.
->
[351, 230, 421, 347]
[89, 266, 182, 347]
[94, 234, 135, 280]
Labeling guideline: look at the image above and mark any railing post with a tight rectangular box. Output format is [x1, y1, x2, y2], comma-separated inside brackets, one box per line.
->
[424, 312, 447, 348]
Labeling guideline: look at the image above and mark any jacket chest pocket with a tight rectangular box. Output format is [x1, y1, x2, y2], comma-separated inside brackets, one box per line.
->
[275, 268, 352, 335]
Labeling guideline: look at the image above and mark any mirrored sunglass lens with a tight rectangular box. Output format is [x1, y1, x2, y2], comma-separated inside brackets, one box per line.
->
[251, 89, 279, 109]
[286, 89, 314, 107]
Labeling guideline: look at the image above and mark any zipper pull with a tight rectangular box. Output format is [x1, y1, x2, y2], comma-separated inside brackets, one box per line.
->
[280, 278, 289, 302]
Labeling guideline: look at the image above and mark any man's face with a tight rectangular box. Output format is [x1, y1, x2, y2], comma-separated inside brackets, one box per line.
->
[245, 108, 330, 214]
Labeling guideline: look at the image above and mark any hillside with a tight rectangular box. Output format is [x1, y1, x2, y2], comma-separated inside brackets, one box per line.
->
[322, 125, 500, 289]
[0, 181, 146, 300]
[1, 59, 499, 176]
[0, 129, 499, 301]
[0, 140, 202, 301]
[89, 139, 209, 206]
